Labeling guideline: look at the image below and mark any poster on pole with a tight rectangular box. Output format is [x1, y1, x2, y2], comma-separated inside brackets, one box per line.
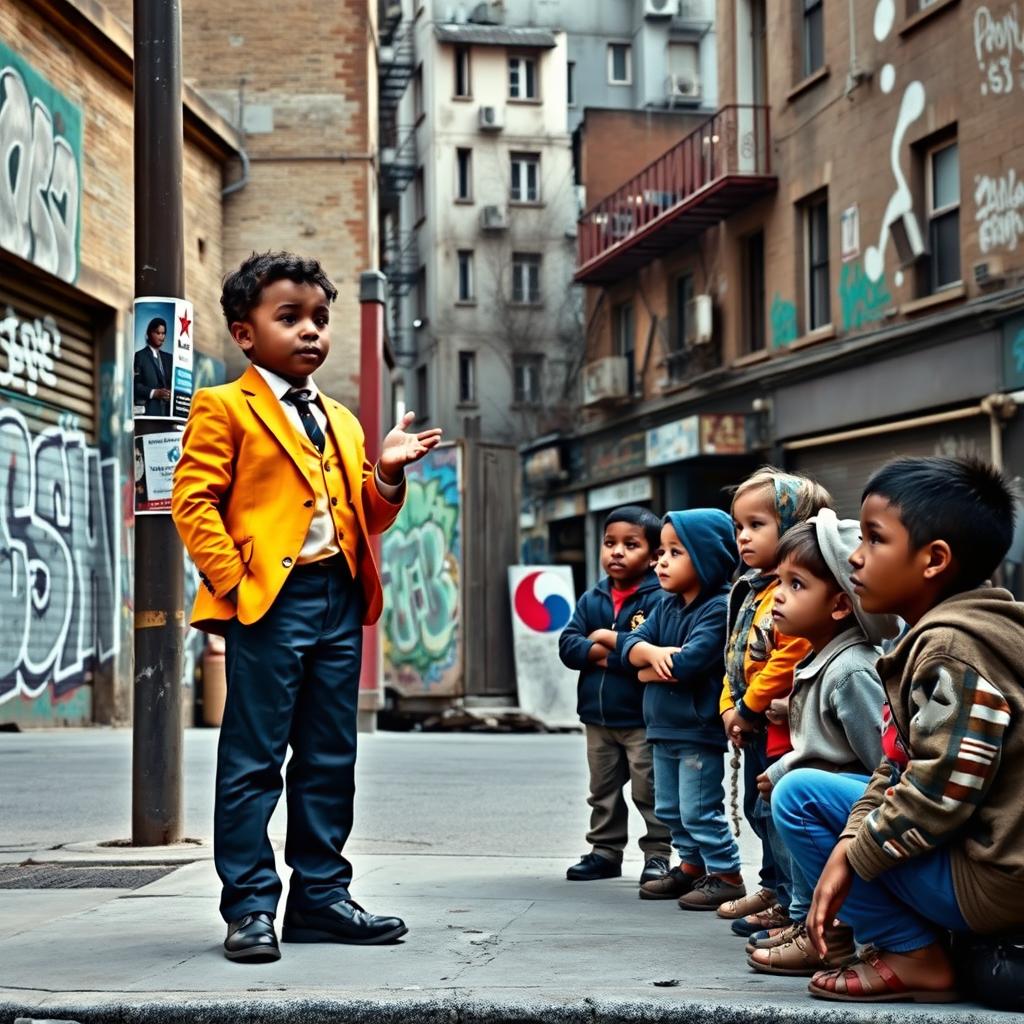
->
[134, 427, 183, 515]
[508, 565, 579, 728]
[132, 297, 194, 420]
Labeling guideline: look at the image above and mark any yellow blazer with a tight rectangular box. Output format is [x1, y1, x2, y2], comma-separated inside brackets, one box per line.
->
[171, 364, 404, 634]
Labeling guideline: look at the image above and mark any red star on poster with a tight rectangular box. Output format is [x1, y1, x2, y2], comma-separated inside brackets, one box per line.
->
[178, 312, 192, 337]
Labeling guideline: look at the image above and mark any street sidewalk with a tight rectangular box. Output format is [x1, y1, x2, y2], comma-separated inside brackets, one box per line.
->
[0, 849, 1006, 1024]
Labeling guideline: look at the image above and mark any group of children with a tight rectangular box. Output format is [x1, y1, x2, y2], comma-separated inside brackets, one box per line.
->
[559, 458, 1024, 1004]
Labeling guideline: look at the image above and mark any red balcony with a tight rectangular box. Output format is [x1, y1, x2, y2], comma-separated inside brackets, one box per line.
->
[575, 105, 776, 285]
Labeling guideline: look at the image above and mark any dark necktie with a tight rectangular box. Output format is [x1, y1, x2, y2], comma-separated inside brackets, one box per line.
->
[152, 349, 165, 386]
[283, 388, 326, 454]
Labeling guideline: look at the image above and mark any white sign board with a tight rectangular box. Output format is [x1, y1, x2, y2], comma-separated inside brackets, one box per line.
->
[646, 416, 700, 467]
[586, 476, 653, 513]
[508, 565, 579, 728]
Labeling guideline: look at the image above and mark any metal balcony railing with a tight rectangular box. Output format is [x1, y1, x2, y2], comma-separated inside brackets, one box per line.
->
[576, 105, 774, 283]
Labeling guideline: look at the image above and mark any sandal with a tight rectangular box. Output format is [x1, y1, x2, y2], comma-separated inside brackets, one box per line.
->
[748, 922, 854, 977]
[808, 946, 961, 1003]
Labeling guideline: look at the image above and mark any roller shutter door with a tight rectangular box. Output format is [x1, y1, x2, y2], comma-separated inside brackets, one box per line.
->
[789, 417, 991, 519]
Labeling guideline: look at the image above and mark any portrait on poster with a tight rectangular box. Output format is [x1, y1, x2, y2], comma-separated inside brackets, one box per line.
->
[132, 297, 194, 421]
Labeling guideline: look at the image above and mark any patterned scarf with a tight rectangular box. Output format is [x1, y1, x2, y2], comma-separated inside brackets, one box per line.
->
[724, 474, 804, 707]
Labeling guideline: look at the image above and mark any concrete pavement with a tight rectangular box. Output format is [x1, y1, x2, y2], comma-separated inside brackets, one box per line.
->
[0, 731, 1009, 1023]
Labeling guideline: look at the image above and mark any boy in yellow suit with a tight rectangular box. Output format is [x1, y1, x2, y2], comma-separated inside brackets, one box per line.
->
[172, 252, 441, 963]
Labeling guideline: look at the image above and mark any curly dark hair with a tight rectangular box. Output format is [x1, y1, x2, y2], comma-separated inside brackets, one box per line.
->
[220, 251, 338, 328]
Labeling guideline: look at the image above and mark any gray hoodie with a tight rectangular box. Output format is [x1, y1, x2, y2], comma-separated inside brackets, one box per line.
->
[766, 627, 884, 786]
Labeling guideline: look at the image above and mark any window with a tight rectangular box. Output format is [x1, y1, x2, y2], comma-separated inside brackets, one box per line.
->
[454, 46, 471, 97]
[743, 231, 766, 354]
[416, 265, 427, 321]
[613, 301, 635, 394]
[414, 167, 425, 223]
[458, 351, 477, 404]
[416, 364, 429, 418]
[457, 250, 474, 302]
[567, 62, 576, 106]
[413, 65, 424, 120]
[804, 193, 831, 330]
[512, 253, 542, 304]
[608, 43, 632, 85]
[510, 152, 540, 203]
[513, 354, 543, 405]
[802, 0, 824, 78]
[674, 274, 695, 353]
[927, 140, 960, 292]
[456, 148, 472, 200]
[508, 55, 537, 99]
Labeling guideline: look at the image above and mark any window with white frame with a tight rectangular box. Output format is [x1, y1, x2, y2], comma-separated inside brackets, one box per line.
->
[458, 351, 477, 404]
[508, 55, 537, 99]
[927, 140, 960, 292]
[608, 43, 632, 85]
[457, 250, 474, 302]
[803, 192, 831, 330]
[454, 46, 471, 97]
[456, 148, 472, 200]
[513, 353, 543, 405]
[801, 0, 824, 78]
[510, 152, 540, 203]
[512, 253, 542, 304]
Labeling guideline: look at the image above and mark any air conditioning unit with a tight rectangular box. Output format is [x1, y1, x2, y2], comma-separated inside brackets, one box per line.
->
[685, 294, 714, 347]
[479, 204, 509, 231]
[478, 105, 505, 131]
[582, 357, 629, 406]
[644, 0, 676, 18]
[973, 256, 1005, 288]
[667, 73, 702, 103]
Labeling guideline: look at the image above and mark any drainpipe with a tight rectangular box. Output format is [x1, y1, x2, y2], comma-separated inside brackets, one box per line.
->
[222, 77, 250, 198]
[982, 392, 1019, 471]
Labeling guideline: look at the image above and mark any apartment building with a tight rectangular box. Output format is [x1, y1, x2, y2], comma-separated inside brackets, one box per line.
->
[525, 0, 1024, 588]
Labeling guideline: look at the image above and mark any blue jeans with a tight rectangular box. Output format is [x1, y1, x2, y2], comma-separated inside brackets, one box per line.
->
[743, 734, 778, 890]
[773, 768, 969, 952]
[652, 740, 740, 874]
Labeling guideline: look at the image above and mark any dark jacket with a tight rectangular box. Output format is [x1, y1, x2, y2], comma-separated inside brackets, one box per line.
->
[620, 509, 738, 746]
[134, 345, 173, 415]
[559, 570, 665, 728]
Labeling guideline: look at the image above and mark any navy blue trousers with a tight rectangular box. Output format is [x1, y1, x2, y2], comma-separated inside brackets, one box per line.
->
[215, 559, 363, 923]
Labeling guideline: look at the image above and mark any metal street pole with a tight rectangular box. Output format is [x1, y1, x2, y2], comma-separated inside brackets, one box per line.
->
[132, 0, 186, 845]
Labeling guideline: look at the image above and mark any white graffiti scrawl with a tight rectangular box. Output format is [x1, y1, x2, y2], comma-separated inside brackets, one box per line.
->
[976, 170, 1024, 253]
[0, 409, 120, 704]
[0, 63, 81, 283]
[975, 3, 1024, 97]
[0, 306, 62, 398]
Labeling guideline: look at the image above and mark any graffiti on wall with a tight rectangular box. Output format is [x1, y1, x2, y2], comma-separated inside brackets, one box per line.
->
[0, 306, 63, 398]
[0, 408, 119, 708]
[975, 3, 1024, 96]
[975, 170, 1024, 253]
[839, 260, 893, 332]
[0, 42, 82, 284]
[770, 293, 798, 348]
[381, 444, 461, 695]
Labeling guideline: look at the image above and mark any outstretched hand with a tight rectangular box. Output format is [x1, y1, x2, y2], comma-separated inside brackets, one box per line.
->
[379, 411, 443, 484]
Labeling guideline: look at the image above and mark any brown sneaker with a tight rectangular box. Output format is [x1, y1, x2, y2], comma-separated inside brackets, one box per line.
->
[730, 902, 793, 937]
[745, 921, 803, 954]
[639, 866, 699, 900]
[716, 887, 777, 920]
[677, 874, 746, 912]
[747, 921, 855, 976]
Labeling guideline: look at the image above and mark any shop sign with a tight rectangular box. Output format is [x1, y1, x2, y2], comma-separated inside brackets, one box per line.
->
[587, 475, 653, 512]
[0, 41, 83, 284]
[646, 416, 699, 466]
[701, 414, 747, 455]
[1003, 315, 1024, 391]
[523, 445, 563, 485]
[546, 492, 586, 521]
[586, 430, 647, 480]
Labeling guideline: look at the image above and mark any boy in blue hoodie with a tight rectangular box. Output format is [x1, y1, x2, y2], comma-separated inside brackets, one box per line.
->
[559, 506, 673, 884]
[621, 509, 744, 909]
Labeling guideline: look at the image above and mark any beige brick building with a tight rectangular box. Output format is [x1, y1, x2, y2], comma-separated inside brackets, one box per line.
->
[102, 0, 381, 405]
[0, 0, 240, 727]
[526, 0, 1024, 587]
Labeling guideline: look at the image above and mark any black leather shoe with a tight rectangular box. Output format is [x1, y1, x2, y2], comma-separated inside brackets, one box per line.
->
[639, 856, 671, 884]
[224, 911, 280, 963]
[566, 852, 622, 881]
[281, 899, 408, 945]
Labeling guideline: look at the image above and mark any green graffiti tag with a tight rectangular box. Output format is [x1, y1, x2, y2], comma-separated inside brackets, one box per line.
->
[382, 467, 460, 680]
[839, 261, 892, 332]
[770, 293, 798, 348]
